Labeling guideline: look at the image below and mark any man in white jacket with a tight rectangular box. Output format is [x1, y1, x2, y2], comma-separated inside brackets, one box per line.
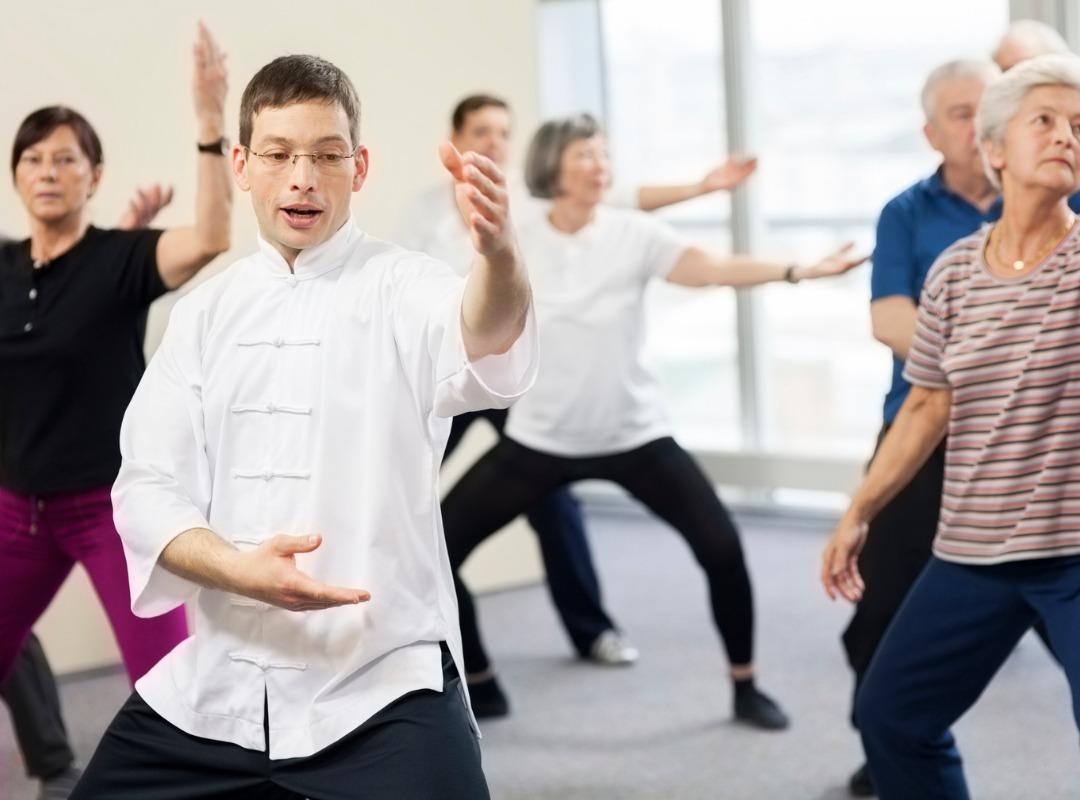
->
[71, 53, 536, 800]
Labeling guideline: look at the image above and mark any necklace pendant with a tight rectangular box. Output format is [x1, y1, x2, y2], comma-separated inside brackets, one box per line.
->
[1012, 259, 1025, 271]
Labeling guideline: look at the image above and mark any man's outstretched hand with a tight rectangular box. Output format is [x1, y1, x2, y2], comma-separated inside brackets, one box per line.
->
[233, 534, 370, 612]
[439, 141, 516, 264]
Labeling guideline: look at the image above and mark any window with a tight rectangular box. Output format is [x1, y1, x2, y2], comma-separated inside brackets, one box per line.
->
[538, 0, 1014, 473]
[751, 0, 1009, 456]
[600, 0, 740, 448]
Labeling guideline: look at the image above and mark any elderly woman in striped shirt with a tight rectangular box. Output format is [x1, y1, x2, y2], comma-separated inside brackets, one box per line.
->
[822, 53, 1080, 800]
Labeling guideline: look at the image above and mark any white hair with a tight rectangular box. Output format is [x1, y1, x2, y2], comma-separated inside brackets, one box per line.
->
[975, 53, 1080, 189]
[920, 59, 1001, 120]
[994, 19, 1071, 65]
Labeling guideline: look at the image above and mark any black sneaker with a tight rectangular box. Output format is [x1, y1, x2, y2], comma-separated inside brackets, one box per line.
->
[468, 676, 510, 719]
[733, 687, 790, 730]
[848, 763, 876, 797]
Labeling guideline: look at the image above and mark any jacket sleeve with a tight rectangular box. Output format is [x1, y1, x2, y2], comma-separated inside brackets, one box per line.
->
[112, 299, 213, 617]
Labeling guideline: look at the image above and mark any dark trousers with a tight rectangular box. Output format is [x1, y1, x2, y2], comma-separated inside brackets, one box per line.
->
[445, 409, 615, 655]
[842, 428, 1054, 728]
[442, 436, 755, 674]
[856, 555, 1080, 799]
[71, 644, 489, 800]
[0, 632, 74, 779]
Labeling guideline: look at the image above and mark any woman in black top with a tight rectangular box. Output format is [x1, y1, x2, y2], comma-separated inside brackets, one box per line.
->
[0, 22, 232, 694]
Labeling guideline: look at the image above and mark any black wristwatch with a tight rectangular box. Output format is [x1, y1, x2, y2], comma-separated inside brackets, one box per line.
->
[783, 264, 801, 284]
[197, 137, 229, 156]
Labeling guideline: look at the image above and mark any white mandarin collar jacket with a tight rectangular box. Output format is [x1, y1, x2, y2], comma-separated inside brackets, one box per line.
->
[112, 219, 537, 758]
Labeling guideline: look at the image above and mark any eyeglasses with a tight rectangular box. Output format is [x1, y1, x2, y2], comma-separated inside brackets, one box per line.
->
[245, 147, 357, 174]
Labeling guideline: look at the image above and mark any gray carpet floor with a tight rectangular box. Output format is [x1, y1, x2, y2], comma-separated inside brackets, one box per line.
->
[2, 504, 1077, 799]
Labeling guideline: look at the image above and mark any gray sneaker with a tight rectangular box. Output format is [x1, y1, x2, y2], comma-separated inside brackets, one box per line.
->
[588, 629, 640, 666]
[38, 765, 82, 800]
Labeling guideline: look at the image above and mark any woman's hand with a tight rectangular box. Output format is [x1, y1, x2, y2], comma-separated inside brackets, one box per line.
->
[821, 514, 869, 602]
[192, 21, 228, 142]
[796, 242, 868, 281]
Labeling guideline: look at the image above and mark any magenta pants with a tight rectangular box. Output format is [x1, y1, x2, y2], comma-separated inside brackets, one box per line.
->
[0, 485, 188, 685]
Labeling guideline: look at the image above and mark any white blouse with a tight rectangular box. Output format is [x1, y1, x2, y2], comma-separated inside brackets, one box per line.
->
[112, 219, 537, 759]
[504, 206, 687, 457]
[396, 174, 641, 277]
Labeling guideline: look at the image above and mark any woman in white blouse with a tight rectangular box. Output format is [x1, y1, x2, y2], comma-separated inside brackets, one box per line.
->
[444, 113, 866, 729]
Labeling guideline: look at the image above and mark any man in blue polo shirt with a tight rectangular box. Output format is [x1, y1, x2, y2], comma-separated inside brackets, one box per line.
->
[841, 57, 1080, 797]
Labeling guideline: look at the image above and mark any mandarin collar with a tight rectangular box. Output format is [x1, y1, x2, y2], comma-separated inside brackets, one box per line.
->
[256, 218, 359, 279]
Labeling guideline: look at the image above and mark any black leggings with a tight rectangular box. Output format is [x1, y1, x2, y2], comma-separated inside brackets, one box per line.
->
[443, 436, 755, 674]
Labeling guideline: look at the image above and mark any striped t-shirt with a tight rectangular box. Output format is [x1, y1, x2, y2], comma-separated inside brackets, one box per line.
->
[904, 221, 1080, 565]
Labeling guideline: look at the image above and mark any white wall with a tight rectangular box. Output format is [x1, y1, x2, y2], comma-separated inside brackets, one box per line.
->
[2, 0, 545, 673]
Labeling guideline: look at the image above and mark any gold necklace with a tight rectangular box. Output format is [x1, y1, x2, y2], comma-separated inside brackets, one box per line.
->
[993, 214, 1075, 272]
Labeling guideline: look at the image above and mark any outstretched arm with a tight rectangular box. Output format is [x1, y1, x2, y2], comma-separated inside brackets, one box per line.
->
[636, 156, 758, 211]
[159, 529, 370, 612]
[665, 242, 867, 288]
[155, 21, 233, 290]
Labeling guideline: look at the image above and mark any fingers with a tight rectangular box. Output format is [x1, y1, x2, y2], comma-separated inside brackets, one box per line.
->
[461, 151, 506, 186]
[194, 21, 227, 80]
[463, 162, 501, 202]
[270, 533, 323, 556]
[464, 183, 503, 225]
[471, 213, 500, 240]
[438, 141, 464, 181]
[820, 543, 841, 600]
[286, 573, 370, 610]
[821, 536, 863, 603]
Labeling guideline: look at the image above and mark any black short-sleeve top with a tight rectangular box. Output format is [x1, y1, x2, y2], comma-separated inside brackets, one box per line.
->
[0, 226, 167, 495]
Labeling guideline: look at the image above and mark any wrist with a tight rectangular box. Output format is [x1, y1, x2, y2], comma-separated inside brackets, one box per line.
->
[479, 242, 519, 271]
[197, 118, 225, 143]
[212, 545, 249, 594]
[783, 263, 802, 284]
[843, 501, 873, 530]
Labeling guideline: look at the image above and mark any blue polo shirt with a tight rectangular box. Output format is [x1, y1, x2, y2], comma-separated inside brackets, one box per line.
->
[871, 168, 1080, 423]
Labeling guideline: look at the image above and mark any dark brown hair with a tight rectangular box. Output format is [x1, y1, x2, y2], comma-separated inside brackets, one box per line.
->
[451, 94, 510, 134]
[240, 55, 361, 147]
[11, 106, 103, 176]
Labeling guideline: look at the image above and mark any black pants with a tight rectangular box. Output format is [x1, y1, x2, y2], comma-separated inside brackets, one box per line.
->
[445, 409, 616, 655]
[443, 436, 755, 674]
[841, 426, 1054, 728]
[71, 644, 488, 800]
[0, 632, 74, 779]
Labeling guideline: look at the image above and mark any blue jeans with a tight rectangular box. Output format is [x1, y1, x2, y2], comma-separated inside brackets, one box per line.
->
[444, 410, 615, 656]
[856, 555, 1080, 799]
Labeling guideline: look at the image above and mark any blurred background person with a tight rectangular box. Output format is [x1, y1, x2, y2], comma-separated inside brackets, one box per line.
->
[399, 93, 758, 683]
[446, 112, 864, 729]
[0, 22, 232, 796]
[993, 19, 1070, 71]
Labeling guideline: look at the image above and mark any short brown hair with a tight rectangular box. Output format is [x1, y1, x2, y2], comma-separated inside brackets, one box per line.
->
[240, 55, 361, 147]
[451, 94, 510, 134]
[524, 113, 604, 199]
[11, 106, 103, 176]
